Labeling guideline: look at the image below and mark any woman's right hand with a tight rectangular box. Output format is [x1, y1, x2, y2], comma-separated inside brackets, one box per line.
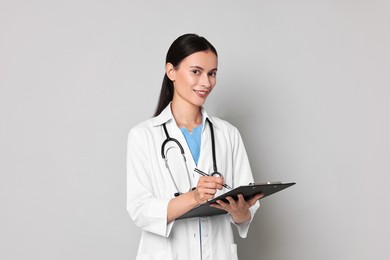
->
[193, 176, 225, 204]
[167, 176, 225, 223]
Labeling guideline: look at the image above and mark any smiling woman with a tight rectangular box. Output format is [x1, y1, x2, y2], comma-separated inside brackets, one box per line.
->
[154, 34, 219, 117]
[167, 50, 218, 129]
[126, 33, 261, 260]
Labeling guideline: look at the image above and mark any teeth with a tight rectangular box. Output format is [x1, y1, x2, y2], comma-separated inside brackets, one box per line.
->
[198, 91, 207, 94]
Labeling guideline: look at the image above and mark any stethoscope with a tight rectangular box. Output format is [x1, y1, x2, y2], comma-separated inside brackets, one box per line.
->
[161, 118, 224, 197]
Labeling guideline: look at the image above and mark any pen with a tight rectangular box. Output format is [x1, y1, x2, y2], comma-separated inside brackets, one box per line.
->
[194, 168, 232, 190]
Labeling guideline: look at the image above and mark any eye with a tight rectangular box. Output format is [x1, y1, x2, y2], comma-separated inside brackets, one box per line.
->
[192, 69, 201, 75]
[208, 71, 217, 77]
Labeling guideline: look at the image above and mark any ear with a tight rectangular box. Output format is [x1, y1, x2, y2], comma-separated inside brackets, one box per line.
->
[165, 63, 176, 81]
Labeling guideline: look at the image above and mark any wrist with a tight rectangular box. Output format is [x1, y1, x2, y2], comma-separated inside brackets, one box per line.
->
[232, 211, 251, 224]
[190, 190, 201, 206]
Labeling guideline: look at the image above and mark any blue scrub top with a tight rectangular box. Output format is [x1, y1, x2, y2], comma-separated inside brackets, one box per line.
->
[180, 122, 203, 165]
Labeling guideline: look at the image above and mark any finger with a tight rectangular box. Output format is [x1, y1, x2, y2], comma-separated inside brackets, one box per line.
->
[215, 183, 224, 190]
[210, 176, 225, 188]
[197, 184, 215, 193]
[202, 188, 218, 196]
[199, 181, 223, 191]
[213, 176, 225, 185]
[209, 202, 227, 211]
[196, 193, 214, 203]
[213, 200, 230, 210]
[194, 186, 217, 199]
[236, 194, 249, 208]
[197, 176, 214, 185]
[194, 193, 208, 205]
[225, 196, 237, 207]
[199, 176, 219, 185]
[196, 190, 219, 204]
[247, 193, 263, 206]
[214, 177, 225, 190]
[257, 193, 264, 199]
[237, 194, 245, 203]
[197, 184, 219, 193]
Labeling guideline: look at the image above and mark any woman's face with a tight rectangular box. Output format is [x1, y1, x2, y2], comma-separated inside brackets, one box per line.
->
[167, 50, 218, 108]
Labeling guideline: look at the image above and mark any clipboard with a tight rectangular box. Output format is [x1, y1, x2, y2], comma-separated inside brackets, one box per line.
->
[176, 182, 295, 220]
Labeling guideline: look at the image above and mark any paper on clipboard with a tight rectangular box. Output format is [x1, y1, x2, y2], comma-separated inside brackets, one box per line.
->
[176, 182, 296, 220]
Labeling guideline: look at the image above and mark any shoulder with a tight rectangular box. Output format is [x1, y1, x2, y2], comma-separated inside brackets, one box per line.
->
[207, 115, 242, 137]
[127, 105, 172, 140]
[128, 118, 156, 140]
[206, 115, 247, 152]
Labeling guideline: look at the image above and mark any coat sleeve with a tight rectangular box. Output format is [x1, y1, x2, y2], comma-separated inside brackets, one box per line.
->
[126, 126, 174, 237]
[229, 126, 260, 238]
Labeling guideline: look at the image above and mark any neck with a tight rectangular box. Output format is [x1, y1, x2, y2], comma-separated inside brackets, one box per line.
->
[171, 100, 202, 131]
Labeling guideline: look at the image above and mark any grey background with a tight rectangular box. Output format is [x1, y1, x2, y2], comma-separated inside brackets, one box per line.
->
[1, 0, 389, 259]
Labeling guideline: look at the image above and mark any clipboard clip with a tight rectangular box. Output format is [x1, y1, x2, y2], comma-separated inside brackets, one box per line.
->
[249, 181, 282, 185]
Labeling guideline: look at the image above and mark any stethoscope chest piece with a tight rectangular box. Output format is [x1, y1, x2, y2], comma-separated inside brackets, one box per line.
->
[211, 171, 222, 178]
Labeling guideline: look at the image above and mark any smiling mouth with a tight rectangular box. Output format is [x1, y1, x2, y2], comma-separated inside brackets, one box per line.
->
[194, 90, 208, 95]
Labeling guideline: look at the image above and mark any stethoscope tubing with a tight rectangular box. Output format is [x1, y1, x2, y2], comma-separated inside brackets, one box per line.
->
[161, 118, 228, 196]
[161, 123, 192, 196]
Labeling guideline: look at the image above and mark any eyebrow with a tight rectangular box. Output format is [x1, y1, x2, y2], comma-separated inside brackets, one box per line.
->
[190, 65, 218, 72]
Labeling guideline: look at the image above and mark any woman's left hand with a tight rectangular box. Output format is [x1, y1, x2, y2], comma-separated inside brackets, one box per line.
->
[210, 193, 263, 224]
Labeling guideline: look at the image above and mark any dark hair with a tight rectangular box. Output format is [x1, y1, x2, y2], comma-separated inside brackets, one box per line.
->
[153, 33, 218, 116]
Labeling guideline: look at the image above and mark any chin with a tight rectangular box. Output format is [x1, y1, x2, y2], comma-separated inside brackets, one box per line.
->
[193, 99, 207, 107]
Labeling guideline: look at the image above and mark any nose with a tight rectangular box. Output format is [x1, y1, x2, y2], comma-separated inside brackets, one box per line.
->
[200, 73, 211, 88]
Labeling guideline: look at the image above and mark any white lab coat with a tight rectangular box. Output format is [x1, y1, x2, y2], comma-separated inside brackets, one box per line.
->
[127, 104, 259, 260]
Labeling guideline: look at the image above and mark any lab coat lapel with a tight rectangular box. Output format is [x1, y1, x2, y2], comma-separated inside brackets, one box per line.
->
[197, 109, 214, 176]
